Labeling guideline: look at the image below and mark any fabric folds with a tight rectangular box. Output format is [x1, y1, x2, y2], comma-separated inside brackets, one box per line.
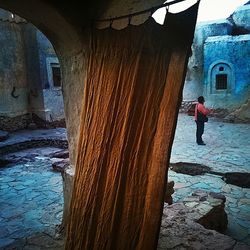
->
[66, 3, 199, 250]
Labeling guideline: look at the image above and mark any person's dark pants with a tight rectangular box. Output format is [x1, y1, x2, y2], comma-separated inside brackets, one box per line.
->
[196, 121, 204, 143]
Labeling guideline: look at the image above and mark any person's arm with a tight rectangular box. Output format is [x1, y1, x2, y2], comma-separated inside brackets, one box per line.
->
[198, 104, 209, 115]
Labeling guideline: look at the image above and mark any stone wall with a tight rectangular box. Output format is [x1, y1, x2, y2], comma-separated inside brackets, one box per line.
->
[0, 114, 31, 131]
[231, 4, 250, 31]
[0, 138, 68, 155]
[42, 88, 65, 121]
[183, 3, 250, 121]
[183, 20, 233, 101]
[0, 9, 65, 128]
[0, 113, 66, 131]
[0, 15, 29, 117]
[204, 34, 250, 111]
[224, 98, 250, 123]
[36, 30, 65, 122]
[179, 100, 195, 114]
[61, 51, 86, 165]
[22, 22, 45, 120]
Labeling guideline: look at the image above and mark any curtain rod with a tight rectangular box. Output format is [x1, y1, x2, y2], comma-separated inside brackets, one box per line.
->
[96, 0, 197, 22]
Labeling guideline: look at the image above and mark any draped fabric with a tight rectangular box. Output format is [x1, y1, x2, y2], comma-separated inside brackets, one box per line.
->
[66, 3, 199, 250]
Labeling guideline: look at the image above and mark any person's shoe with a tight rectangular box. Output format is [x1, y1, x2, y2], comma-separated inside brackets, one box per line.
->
[197, 142, 206, 145]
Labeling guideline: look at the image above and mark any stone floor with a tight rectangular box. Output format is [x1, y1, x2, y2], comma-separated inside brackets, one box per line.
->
[0, 147, 64, 250]
[171, 114, 250, 174]
[0, 114, 249, 249]
[169, 113, 250, 246]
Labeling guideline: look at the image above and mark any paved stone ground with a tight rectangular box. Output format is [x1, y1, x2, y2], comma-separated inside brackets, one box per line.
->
[0, 115, 249, 249]
[0, 129, 67, 249]
[171, 114, 250, 173]
[169, 113, 250, 246]
[0, 147, 65, 250]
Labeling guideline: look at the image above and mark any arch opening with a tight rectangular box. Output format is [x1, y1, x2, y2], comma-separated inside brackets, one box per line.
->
[0, 8, 68, 249]
[209, 62, 234, 95]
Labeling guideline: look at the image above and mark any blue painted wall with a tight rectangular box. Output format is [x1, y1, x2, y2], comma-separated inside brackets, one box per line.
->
[204, 35, 250, 109]
[183, 3, 250, 119]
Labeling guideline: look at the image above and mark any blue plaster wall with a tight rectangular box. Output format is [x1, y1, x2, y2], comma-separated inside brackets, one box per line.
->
[183, 20, 233, 101]
[204, 35, 250, 109]
[183, 3, 250, 118]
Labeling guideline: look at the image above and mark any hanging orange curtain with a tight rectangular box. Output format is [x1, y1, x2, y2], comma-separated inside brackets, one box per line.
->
[66, 3, 199, 250]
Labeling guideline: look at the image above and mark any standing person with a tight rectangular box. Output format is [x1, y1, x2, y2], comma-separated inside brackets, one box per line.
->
[194, 96, 210, 145]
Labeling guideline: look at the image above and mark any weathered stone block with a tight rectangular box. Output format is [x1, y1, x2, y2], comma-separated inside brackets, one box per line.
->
[159, 202, 238, 250]
[52, 158, 70, 173]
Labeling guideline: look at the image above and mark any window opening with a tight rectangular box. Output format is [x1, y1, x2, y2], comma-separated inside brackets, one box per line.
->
[219, 66, 224, 71]
[51, 63, 61, 87]
[216, 74, 227, 90]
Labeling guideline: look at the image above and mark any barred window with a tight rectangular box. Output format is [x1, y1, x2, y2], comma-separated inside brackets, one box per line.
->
[216, 74, 227, 90]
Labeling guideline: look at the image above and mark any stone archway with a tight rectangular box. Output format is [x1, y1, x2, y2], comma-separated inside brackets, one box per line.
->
[0, 1, 199, 249]
[0, 0, 86, 236]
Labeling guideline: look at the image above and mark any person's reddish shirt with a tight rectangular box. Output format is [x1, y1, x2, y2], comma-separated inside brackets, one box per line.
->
[194, 103, 209, 121]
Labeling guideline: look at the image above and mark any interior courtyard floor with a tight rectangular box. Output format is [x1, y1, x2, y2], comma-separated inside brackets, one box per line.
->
[0, 113, 249, 249]
[170, 113, 250, 246]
